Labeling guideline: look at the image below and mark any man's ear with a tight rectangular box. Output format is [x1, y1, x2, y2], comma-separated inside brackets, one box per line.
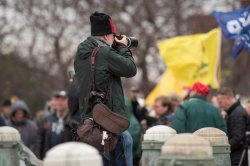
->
[103, 35, 108, 41]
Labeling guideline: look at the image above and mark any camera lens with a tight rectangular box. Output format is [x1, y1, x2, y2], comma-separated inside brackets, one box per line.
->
[126, 37, 138, 48]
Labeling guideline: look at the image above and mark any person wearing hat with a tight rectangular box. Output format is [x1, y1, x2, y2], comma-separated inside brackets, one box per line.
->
[172, 82, 227, 133]
[38, 90, 71, 159]
[74, 11, 137, 166]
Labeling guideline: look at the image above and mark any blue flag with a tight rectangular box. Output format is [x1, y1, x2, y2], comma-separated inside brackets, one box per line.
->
[232, 24, 250, 58]
[213, 7, 250, 39]
[213, 7, 250, 58]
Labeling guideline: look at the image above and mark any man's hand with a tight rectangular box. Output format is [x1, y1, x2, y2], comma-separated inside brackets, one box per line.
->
[115, 35, 128, 47]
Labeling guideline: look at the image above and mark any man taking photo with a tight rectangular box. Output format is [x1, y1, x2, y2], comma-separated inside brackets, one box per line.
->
[74, 11, 137, 166]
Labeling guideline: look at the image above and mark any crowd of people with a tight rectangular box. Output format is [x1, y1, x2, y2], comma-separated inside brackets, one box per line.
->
[126, 83, 250, 166]
[1, 82, 250, 166]
[0, 91, 71, 159]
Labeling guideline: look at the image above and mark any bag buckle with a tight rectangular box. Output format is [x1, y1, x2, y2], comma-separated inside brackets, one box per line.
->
[101, 131, 108, 145]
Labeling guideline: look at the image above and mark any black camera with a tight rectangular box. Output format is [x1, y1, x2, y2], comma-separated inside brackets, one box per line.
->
[114, 35, 138, 48]
[126, 37, 138, 48]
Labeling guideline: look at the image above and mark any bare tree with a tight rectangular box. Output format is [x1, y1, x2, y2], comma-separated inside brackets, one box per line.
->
[1, 0, 248, 107]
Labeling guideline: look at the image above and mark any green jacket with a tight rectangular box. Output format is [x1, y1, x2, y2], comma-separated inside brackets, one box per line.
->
[125, 97, 142, 159]
[172, 95, 227, 133]
[74, 37, 137, 118]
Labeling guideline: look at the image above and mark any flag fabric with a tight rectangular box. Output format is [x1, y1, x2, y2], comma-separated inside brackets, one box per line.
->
[213, 6, 250, 58]
[145, 69, 185, 106]
[232, 24, 250, 58]
[145, 28, 221, 106]
[212, 6, 250, 39]
[158, 28, 221, 89]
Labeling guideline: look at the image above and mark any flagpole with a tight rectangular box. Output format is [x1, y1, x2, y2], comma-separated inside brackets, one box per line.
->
[218, 27, 222, 89]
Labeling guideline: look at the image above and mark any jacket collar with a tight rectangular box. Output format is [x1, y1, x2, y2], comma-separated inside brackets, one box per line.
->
[11, 119, 27, 126]
[89, 36, 110, 47]
[190, 95, 206, 101]
[226, 101, 240, 115]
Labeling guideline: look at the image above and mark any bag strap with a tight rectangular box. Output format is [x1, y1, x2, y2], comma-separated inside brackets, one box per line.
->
[80, 47, 100, 120]
[91, 47, 100, 91]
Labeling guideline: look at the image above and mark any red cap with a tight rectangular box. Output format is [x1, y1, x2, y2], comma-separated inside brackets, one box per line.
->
[185, 82, 210, 96]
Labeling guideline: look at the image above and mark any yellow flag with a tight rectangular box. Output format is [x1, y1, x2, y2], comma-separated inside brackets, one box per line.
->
[158, 28, 221, 88]
[145, 69, 185, 106]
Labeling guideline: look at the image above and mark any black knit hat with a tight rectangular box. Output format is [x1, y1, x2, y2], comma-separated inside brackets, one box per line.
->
[90, 11, 115, 36]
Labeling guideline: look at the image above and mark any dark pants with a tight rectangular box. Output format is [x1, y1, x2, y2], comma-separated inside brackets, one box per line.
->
[231, 150, 248, 166]
[102, 131, 133, 166]
[102, 137, 127, 166]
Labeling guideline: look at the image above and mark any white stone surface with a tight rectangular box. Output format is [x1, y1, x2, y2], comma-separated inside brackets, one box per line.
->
[0, 126, 21, 142]
[193, 127, 229, 145]
[144, 125, 177, 142]
[43, 142, 103, 166]
[161, 133, 213, 157]
[22, 144, 43, 166]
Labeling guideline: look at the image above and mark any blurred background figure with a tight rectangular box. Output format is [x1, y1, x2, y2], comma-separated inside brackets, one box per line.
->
[126, 86, 152, 133]
[169, 93, 182, 113]
[7, 100, 39, 156]
[1, 98, 12, 124]
[39, 90, 70, 159]
[125, 97, 142, 166]
[66, 75, 81, 129]
[127, 86, 146, 122]
[0, 115, 5, 126]
[172, 82, 227, 133]
[152, 95, 174, 126]
[209, 94, 228, 118]
[39, 91, 63, 121]
[217, 87, 249, 166]
[210, 95, 220, 108]
[36, 91, 61, 159]
[245, 100, 250, 117]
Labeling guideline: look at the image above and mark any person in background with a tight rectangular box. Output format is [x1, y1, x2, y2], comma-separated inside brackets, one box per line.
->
[169, 93, 182, 113]
[36, 94, 58, 132]
[41, 91, 70, 158]
[65, 75, 81, 142]
[136, 95, 174, 130]
[127, 86, 145, 122]
[217, 87, 249, 166]
[172, 82, 227, 133]
[126, 86, 155, 133]
[128, 86, 142, 121]
[7, 100, 39, 156]
[210, 95, 220, 108]
[0, 115, 5, 126]
[125, 97, 142, 166]
[245, 100, 250, 117]
[152, 95, 174, 126]
[210, 94, 227, 118]
[36, 91, 61, 159]
[1, 98, 12, 123]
